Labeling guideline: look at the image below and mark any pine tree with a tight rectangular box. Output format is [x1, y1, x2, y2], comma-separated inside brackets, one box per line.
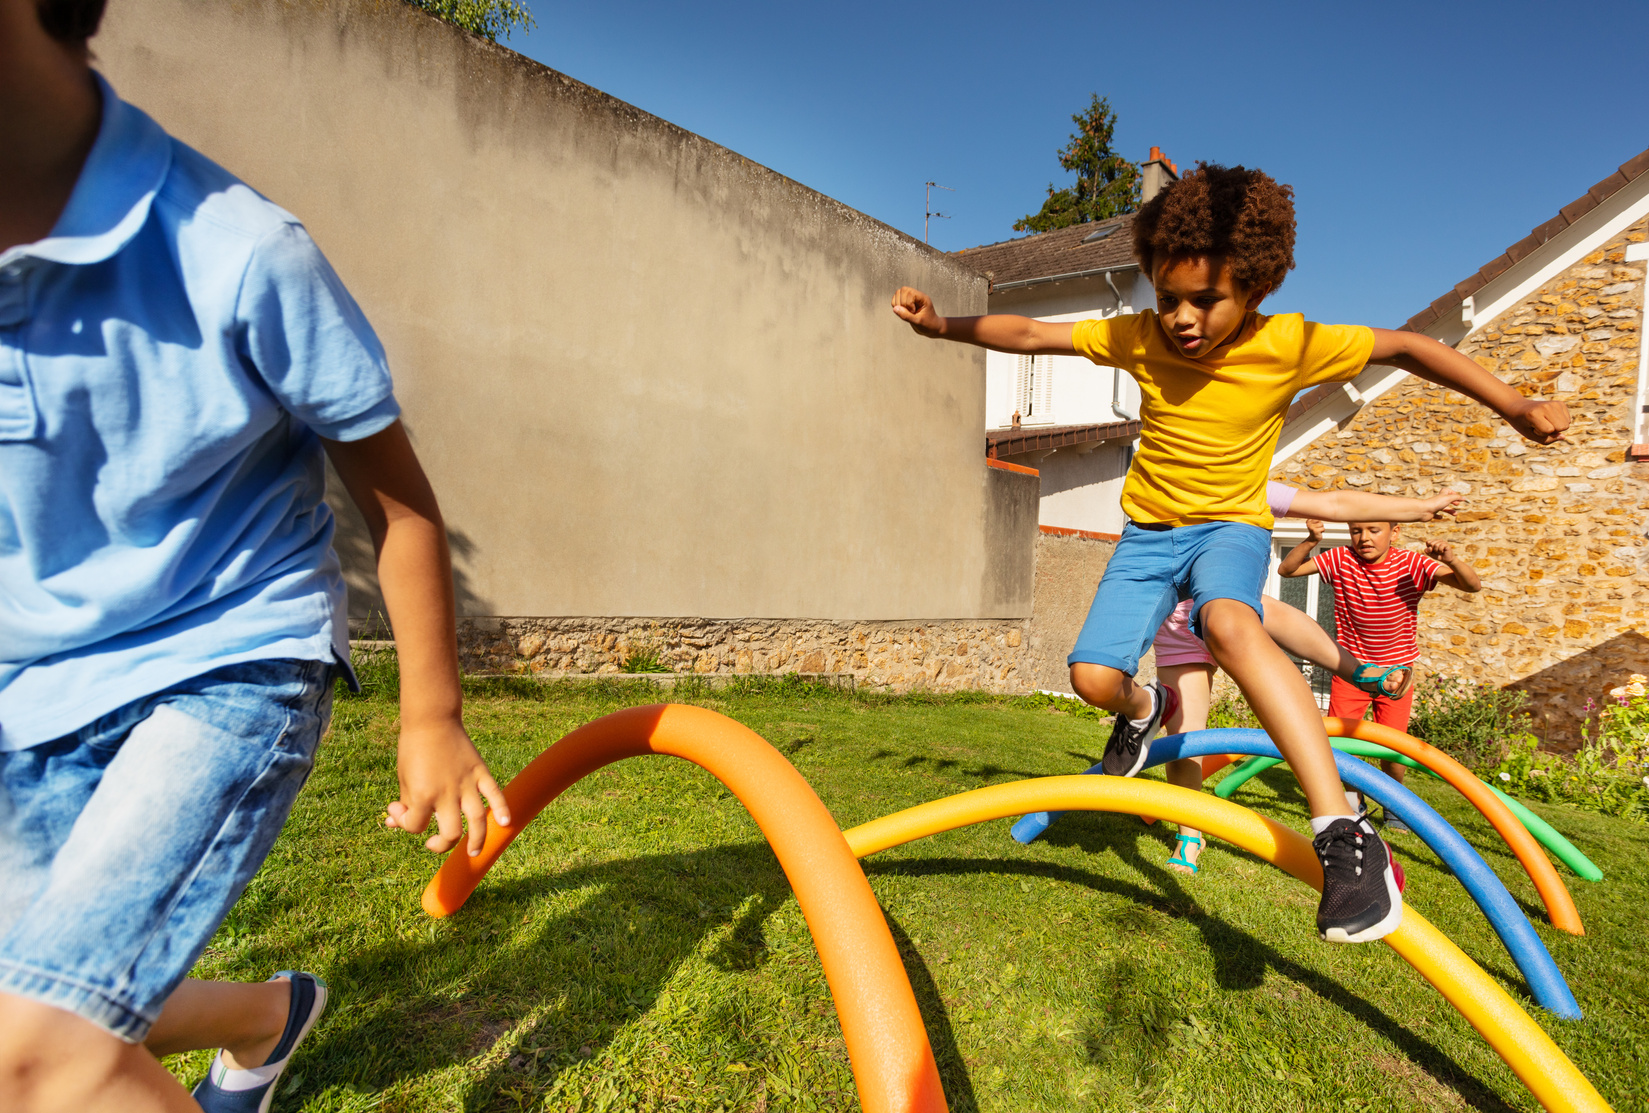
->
[1014, 94, 1140, 233]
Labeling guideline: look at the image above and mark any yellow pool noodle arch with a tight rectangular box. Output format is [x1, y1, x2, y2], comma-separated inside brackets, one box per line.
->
[842, 777, 1610, 1113]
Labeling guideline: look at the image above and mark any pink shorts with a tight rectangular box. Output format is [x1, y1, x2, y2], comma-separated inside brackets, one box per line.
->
[1153, 599, 1215, 667]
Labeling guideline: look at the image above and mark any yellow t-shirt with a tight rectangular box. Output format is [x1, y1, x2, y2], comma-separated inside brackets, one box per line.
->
[1073, 311, 1374, 528]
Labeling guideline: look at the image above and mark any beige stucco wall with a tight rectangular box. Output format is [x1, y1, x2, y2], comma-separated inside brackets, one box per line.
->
[94, 0, 1012, 621]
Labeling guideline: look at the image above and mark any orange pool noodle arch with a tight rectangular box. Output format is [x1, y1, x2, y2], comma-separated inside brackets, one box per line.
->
[1324, 717, 1583, 936]
[422, 704, 946, 1113]
[841, 778, 1611, 1113]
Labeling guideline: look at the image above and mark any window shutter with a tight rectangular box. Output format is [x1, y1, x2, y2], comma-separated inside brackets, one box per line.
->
[1015, 355, 1033, 418]
[1032, 355, 1055, 422]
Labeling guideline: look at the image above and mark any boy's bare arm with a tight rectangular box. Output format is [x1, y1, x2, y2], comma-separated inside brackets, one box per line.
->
[892, 286, 1078, 354]
[1277, 519, 1325, 577]
[1288, 486, 1462, 524]
[1369, 329, 1568, 444]
[1425, 538, 1482, 593]
[324, 421, 511, 856]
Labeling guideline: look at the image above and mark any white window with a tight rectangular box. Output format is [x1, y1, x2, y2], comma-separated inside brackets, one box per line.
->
[1015, 354, 1056, 425]
[1266, 525, 1348, 711]
[1628, 242, 1649, 452]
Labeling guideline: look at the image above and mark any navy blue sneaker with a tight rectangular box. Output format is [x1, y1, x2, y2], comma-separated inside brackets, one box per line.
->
[193, 971, 327, 1113]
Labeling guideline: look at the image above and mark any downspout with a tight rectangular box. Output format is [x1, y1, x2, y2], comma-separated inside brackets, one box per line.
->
[1104, 270, 1139, 421]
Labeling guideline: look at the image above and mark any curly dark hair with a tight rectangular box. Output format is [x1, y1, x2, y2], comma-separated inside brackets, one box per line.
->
[1132, 163, 1296, 293]
[37, 0, 107, 41]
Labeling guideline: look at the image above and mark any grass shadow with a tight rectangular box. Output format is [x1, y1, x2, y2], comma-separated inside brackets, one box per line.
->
[865, 852, 1517, 1112]
[292, 841, 971, 1111]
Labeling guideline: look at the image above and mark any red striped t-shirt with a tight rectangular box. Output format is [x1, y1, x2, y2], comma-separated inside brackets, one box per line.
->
[1315, 545, 1442, 665]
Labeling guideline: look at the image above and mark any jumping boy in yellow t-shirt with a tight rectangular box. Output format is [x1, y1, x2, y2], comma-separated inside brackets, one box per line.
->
[892, 163, 1567, 942]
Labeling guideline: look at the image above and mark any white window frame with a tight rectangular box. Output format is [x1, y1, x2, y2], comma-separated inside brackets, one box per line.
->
[1626, 242, 1649, 452]
[1267, 520, 1350, 710]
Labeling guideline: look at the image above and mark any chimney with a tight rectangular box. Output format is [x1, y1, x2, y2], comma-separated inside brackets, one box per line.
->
[1140, 146, 1180, 204]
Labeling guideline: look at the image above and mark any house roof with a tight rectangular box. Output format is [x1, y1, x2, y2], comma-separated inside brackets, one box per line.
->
[1401, 146, 1649, 333]
[986, 419, 1142, 459]
[952, 213, 1137, 288]
[1283, 144, 1649, 429]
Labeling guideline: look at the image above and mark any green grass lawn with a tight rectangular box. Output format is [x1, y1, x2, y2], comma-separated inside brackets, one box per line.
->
[167, 680, 1649, 1112]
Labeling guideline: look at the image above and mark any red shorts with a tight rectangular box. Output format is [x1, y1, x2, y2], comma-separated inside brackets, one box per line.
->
[1327, 673, 1415, 735]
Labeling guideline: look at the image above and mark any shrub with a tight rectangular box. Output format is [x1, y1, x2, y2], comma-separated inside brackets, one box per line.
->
[1207, 693, 1259, 730]
[1407, 675, 1532, 771]
[1485, 675, 1649, 823]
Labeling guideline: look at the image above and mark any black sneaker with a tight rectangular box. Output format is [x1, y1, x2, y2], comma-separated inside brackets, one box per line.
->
[1101, 681, 1177, 778]
[1313, 817, 1403, 943]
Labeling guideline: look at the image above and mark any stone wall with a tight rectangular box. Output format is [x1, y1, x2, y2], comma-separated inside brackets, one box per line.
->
[1275, 222, 1649, 748]
[453, 616, 1031, 692]
[1025, 531, 1124, 693]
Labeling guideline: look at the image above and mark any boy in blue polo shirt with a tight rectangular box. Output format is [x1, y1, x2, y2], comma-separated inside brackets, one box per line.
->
[0, 1, 512, 1109]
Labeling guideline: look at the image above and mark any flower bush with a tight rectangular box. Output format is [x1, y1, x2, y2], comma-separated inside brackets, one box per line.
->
[1485, 674, 1649, 823]
[1407, 675, 1532, 771]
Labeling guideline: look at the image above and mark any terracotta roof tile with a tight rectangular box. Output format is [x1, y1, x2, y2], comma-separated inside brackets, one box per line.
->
[951, 213, 1138, 288]
[1503, 233, 1543, 264]
[1588, 171, 1629, 202]
[985, 419, 1141, 458]
[1559, 193, 1600, 223]
[1400, 145, 1649, 332]
[1477, 255, 1512, 284]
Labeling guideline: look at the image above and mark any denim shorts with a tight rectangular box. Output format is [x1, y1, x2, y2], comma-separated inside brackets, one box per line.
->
[0, 658, 333, 1042]
[1067, 520, 1272, 676]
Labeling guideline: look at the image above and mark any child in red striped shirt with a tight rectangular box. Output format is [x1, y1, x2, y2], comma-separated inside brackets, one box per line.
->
[1279, 519, 1481, 831]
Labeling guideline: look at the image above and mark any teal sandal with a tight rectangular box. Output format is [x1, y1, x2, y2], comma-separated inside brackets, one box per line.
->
[1167, 833, 1204, 875]
[1350, 663, 1414, 700]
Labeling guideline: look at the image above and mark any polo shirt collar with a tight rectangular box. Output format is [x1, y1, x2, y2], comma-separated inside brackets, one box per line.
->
[4, 73, 172, 269]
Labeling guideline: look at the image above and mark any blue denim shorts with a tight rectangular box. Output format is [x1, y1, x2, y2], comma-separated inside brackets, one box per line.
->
[1067, 520, 1272, 676]
[0, 658, 333, 1042]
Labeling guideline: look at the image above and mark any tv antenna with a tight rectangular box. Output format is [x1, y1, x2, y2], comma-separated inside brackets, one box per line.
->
[924, 181, 954, 244]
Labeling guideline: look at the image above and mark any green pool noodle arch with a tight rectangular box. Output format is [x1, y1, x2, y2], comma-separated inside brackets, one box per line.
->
[1212, 739, 1602, 882]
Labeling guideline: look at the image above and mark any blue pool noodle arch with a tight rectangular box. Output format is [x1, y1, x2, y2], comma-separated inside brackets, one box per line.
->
[1010, 727, 1581, 1020]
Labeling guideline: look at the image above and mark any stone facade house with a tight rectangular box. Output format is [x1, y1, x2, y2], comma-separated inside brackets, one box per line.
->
[1272, 148, 1649, 748]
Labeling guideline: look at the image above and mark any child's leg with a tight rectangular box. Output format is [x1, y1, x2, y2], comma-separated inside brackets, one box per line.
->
[1188, 526, 1401, 942]
[1200, 600, 1349, 818]
[1069, 662, 1155, 719]
[144, 979, 292, 1067]
[0, 660, 332, 1108]
[1263, 597, 1410, 695]
[1067, 525, 1181, 720]
[1159, 663, 1214, 870]
[1370, 683, 1418, 787]
[0, 994, 199, 1112]
[1260, 595, 1358, 678]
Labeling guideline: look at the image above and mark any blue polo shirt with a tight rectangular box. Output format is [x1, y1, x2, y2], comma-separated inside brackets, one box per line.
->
[0, 76, 399, 750]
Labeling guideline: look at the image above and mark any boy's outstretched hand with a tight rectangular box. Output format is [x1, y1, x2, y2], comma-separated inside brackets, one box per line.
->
[1421, 489, 1464, 520]
[1507, 398, 1570, 445]
[386, 718, 512, 857]
[891, 287, 945, 337]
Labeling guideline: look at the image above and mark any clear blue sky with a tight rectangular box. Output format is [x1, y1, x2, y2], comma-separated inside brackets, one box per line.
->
[507, 1, 1649, 329]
